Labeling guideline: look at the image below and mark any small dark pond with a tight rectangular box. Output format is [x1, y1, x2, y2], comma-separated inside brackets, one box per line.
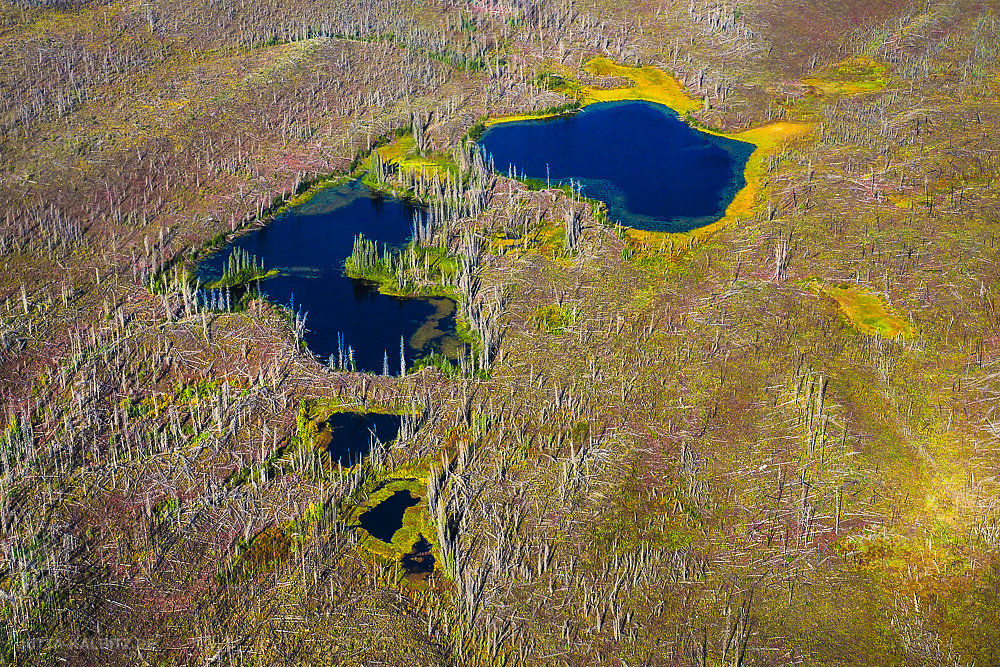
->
[325, 412, 401, 467]
[199, 181, 462, 373]
[402, 534, 435, 578]
[478, 100, 755, 233]
[359, 490, 419, 543]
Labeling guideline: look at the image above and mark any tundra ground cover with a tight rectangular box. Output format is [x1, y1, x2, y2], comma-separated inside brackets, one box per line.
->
[2, 0, 1000, 664]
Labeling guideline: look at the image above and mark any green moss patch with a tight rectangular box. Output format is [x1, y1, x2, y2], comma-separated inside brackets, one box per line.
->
[217, 524, 292, 585]
[803, 56, 888, 96]
[806, 279, 913, 338]
[348, 478, 437, 568]
[531, 304, 576, 334]
[374, 133, 458, 179]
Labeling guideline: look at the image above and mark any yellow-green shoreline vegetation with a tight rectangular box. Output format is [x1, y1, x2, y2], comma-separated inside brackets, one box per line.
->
[268, 172, 355, 216]
[341, 414, 501, 584]
[805, 278, 914, 338]
[372, 132, 457, 179]
[297, 397, 412, 449]
[362, 128, 494, 211]
[482, 99, 583, 127]
[621, 119, 816, 253]
[287, 399, 441, 581]
[485, 57, 702, 127]
[576, 57, 705, 115]
[347, 477, 436, 570]
[803, 56, 888, 97]
[224, 397, 412, 490]
[341, 443, 447, 585]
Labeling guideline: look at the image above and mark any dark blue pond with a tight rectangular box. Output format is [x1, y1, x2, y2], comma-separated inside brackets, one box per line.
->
[325, 412, 401, 466]
[359, 490, 419, 543]
[478, 100, 755, 232]
[199, 181, 462, 372]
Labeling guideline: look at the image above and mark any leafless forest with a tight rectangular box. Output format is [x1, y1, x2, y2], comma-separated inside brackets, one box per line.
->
[2, 0, 1000, 664]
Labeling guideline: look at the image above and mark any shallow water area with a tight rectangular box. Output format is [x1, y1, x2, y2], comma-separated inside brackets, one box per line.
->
[359, 490, 420, 543]
[402, 534, 435, 579]
[324, 412, 401, 467]
[199, 181, 462, 372]
[479, 100, 755, 232]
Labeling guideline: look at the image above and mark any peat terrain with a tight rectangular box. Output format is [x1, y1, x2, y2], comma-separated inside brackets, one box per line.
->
[1, 0, 1000, 664]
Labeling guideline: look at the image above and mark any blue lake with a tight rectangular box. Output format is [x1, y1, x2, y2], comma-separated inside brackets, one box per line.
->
[198, 181, 462, 373]
[478, 100, 755, 232]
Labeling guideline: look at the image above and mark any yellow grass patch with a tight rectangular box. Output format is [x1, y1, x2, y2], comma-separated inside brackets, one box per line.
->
[27, 2, 122, 37]
[889, 194, 916, 209]
[579, 57, 704, 115]
[531, 304, 575, 334]
[376, 134, 454, 177]
[486, 57, 701, 125]
[803, 56, 888, 96]
[806, 279, 913, 338]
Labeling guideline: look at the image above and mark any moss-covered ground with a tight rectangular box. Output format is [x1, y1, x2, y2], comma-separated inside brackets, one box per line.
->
[806, 279, 915, 339]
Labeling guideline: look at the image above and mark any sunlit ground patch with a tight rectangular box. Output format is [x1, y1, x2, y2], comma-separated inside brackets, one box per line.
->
[578, 57, 705, 114]
[802, 56, 888, 96]
[806, 279, 913, 338]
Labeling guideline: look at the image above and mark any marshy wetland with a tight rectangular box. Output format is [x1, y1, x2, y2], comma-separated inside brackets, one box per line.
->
[198, 181, 463, 373]
[11, 0, 1000, 660]
[358, 486, 436, 579]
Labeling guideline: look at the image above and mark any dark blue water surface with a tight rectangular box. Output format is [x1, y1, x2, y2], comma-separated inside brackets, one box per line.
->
[478, 101, 755, 232]
[359, 490, 420, 543]
[199, 182, 462, 372]
[325, 412, 401, 466]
